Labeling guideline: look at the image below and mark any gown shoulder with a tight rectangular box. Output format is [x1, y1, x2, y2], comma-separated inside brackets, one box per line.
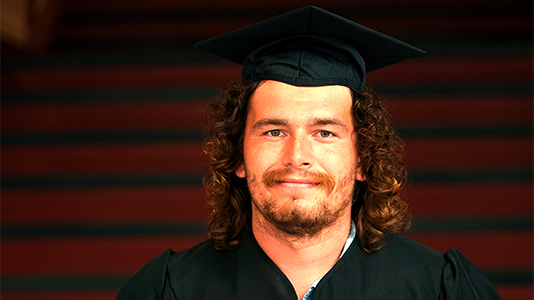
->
[115, 249, 174, 300]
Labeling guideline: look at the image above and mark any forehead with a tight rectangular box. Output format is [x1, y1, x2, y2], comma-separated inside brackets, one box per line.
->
[248, 80, 353, 121]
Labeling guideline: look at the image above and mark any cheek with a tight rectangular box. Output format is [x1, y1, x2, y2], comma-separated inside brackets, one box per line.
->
[321, 143, 357, 164]
[319, 145, 359, 180]
[243, 142, 280, 174]
[247, 141, 283, 160]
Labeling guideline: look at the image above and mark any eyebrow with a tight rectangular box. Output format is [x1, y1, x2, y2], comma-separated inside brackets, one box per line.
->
[308, 117, 349, 132]
[251, 117, 348, 132]
[251, 118, 288, 131]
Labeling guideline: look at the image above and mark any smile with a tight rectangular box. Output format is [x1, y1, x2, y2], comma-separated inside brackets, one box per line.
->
[275, 179, 320, 188]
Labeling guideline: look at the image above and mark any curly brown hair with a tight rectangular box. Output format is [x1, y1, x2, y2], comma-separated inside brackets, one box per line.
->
[203, 79, 411, 253]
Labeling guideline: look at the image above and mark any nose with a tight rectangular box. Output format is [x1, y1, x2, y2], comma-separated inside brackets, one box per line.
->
[282, 133, 313, 169]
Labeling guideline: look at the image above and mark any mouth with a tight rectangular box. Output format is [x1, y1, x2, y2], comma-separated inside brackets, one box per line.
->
[275, 178, 320, 188]
[262, 168, 335, 194]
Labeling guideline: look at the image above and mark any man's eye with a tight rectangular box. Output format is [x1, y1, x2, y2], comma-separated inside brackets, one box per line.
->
[268, 130, 281, 136]
[319, 131, 333, 138]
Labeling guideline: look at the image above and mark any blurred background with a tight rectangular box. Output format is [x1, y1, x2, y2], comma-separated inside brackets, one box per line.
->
[1, 0, 532, 299]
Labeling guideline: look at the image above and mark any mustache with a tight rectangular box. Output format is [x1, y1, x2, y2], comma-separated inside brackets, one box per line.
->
[262, 168, 335, 194]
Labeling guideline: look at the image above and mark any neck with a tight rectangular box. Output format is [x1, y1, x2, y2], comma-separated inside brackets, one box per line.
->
[252, 208, 352, 299]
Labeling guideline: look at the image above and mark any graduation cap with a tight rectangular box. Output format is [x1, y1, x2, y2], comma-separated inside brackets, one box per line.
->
[195, 6, 425, 92]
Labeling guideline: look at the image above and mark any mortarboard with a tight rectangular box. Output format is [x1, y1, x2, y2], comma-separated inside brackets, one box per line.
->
[195, 6, 425, 92]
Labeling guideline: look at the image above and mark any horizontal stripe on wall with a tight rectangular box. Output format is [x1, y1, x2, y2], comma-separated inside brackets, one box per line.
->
[1, 186, 210, 224]
[2, 217, 531, 238]
[408, 169, 533, 182]
[3, 58, 531, 91]
[1, 173, 206, 188]
[405, 231, 533, 269]
[1, 89, 217, 103]
[2, 50, 219, 69]
[398, 123, 533, 137]
[1, 270, 531, 291]
[2, 235, 208, 276]
[3, 41, 531, 69]
[2, 124, 531, 144]
[410, 217, 533, 231]
[0, 290, 120, 300]
[1, 131, 204, 144]
[3, 231, 529, 276]
[2, 169, 532, 189]
[1, 222, 208, 238]
[374, 83, 533, 96]
[1, 276, 129, 291]
[2, 84, 531, 104]
[2, 183, 531, 224]
[3, 95, 531, 133]
[1, 286, 529, 300]
[2, 138, 530, 176]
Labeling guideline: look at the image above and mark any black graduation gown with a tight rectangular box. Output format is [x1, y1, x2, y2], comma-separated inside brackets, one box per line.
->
[116, 230, 502, 300]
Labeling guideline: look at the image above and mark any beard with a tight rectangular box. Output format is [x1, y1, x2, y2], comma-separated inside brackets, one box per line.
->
[247, 167, 356, 239]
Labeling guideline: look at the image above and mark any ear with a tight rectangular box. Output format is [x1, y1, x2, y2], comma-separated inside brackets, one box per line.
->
[235, 163, 246, 178]
[356, 157, 365, 181]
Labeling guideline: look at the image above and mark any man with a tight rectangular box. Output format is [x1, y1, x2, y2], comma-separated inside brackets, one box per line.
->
[117, 6, 501, 299]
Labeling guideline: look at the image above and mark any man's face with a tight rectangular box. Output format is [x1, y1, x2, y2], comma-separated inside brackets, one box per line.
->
[236, 80, 363, 238]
